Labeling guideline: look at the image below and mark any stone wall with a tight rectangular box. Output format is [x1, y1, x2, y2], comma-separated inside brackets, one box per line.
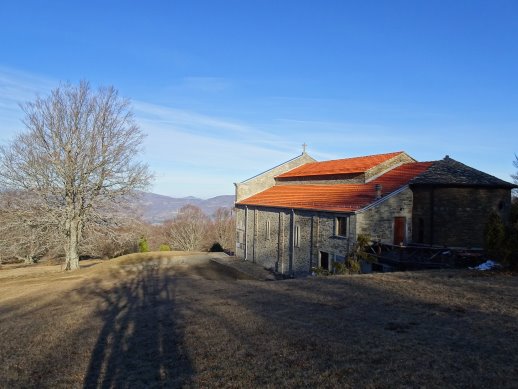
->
[291, 211, 316, 274]
[237, 188, 417, 274]
[235, 207, 246, 259]
[244, 206, 318, 275]
[356, 187, 413, 244]
[412, 186, 512, 248]
[235, 205, 290, 272]
[236, 204, 359, 275]
[235, 153, 315, 202]
[252, 207, 288, 272]
[314, 214, 356, 267]
[238, 186, 514, 276]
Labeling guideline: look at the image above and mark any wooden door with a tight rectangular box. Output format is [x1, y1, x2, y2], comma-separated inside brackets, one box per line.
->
[393, 217, 406, 245]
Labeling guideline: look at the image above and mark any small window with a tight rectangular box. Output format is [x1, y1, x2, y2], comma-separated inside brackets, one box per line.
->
[336, 216, 348, 237]
[294, 224, 301, 247]
[266, 220, 271, 240]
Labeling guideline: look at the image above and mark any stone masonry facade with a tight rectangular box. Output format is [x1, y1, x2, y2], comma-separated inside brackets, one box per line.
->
[412, 187, 512, 248]
[235, 188, 413, 275]
[235, 152, 516, 275]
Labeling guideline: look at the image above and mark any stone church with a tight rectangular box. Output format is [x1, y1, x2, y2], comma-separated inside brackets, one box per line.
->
[234, 151, 515, 275]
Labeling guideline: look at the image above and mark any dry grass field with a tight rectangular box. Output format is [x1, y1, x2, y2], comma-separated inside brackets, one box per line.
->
[1, 253, 518, 388]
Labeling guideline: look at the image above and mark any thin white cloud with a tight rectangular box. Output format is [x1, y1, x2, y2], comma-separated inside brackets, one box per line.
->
[134, 100, 283, 142]
[133, 100, 310, 194]
[0, 68, 306, 197]
[0, 67, 57, 140]
[139, 116, 300, 184]
[0, 67, 56, 105]
[1, 67, 513, 197]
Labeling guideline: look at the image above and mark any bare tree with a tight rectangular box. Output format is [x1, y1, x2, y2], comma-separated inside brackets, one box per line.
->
[0, 81, 152, 270]
[79, 200, 144, 258]
[166, 205, 208, 251]
[208, 207, 236, 250]
[0, 191, 58, 263]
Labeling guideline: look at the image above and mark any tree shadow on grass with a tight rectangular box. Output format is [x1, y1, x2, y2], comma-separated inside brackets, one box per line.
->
[82, 265, 192, 388]
[168, 272, 518, 387]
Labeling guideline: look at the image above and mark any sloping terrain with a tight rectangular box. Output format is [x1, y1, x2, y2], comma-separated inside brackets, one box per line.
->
[0, 255, 517, 388]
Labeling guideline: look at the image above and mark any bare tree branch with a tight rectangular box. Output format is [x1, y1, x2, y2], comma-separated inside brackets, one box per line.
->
[207, 207, 236, 251]
[166, 205, 208, 251]
[0, 81, 152, 270]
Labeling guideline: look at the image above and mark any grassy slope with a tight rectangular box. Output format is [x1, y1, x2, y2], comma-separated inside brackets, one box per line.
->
[0, 256, 517, 388]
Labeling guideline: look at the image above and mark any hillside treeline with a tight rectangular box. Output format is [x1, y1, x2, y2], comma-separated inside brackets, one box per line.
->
[0, 201, 235, 264]
[140, 205, 236, 254]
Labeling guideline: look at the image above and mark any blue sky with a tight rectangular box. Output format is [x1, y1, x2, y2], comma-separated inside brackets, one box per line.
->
[0, 0, 517, 198]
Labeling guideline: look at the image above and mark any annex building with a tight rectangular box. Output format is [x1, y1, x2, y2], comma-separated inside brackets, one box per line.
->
[234, 151, 515, 275]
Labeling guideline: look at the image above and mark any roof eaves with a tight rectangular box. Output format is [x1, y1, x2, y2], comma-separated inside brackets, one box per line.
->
[235, 202, 356, 213]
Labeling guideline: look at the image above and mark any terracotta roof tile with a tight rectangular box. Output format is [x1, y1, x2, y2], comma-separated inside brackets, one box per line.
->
[276, 151, 404, 178]
[238, 162, 433, 212]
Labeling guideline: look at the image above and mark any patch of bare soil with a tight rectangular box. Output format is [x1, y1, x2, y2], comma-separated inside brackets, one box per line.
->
[1, 257, 517, 388]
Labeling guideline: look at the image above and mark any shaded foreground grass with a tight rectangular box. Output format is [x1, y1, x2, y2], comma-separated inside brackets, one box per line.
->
[0, 256, 517, 388]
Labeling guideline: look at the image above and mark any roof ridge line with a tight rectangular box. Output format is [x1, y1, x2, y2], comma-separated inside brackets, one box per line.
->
[305, 150, 404, 165]
[276, 151, 409, 179]
[240, 153, 315, 184]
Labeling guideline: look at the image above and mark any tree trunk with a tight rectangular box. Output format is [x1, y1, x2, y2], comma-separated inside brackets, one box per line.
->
[64, 219, 81, 271]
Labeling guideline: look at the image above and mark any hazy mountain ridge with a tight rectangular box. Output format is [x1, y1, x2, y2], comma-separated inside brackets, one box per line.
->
[137, 192, 234, 224]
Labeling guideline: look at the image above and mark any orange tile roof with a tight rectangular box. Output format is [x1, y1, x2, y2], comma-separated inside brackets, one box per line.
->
[276, 151, 405, 178]
[238, 162, 433, 212]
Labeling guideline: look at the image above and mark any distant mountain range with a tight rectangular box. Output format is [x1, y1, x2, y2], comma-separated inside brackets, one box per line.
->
[136, 192, 235, 224]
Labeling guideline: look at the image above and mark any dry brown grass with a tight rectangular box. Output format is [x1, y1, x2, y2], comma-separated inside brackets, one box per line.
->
[113, 251, 205, 265]
[1, 255, 517, 388]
